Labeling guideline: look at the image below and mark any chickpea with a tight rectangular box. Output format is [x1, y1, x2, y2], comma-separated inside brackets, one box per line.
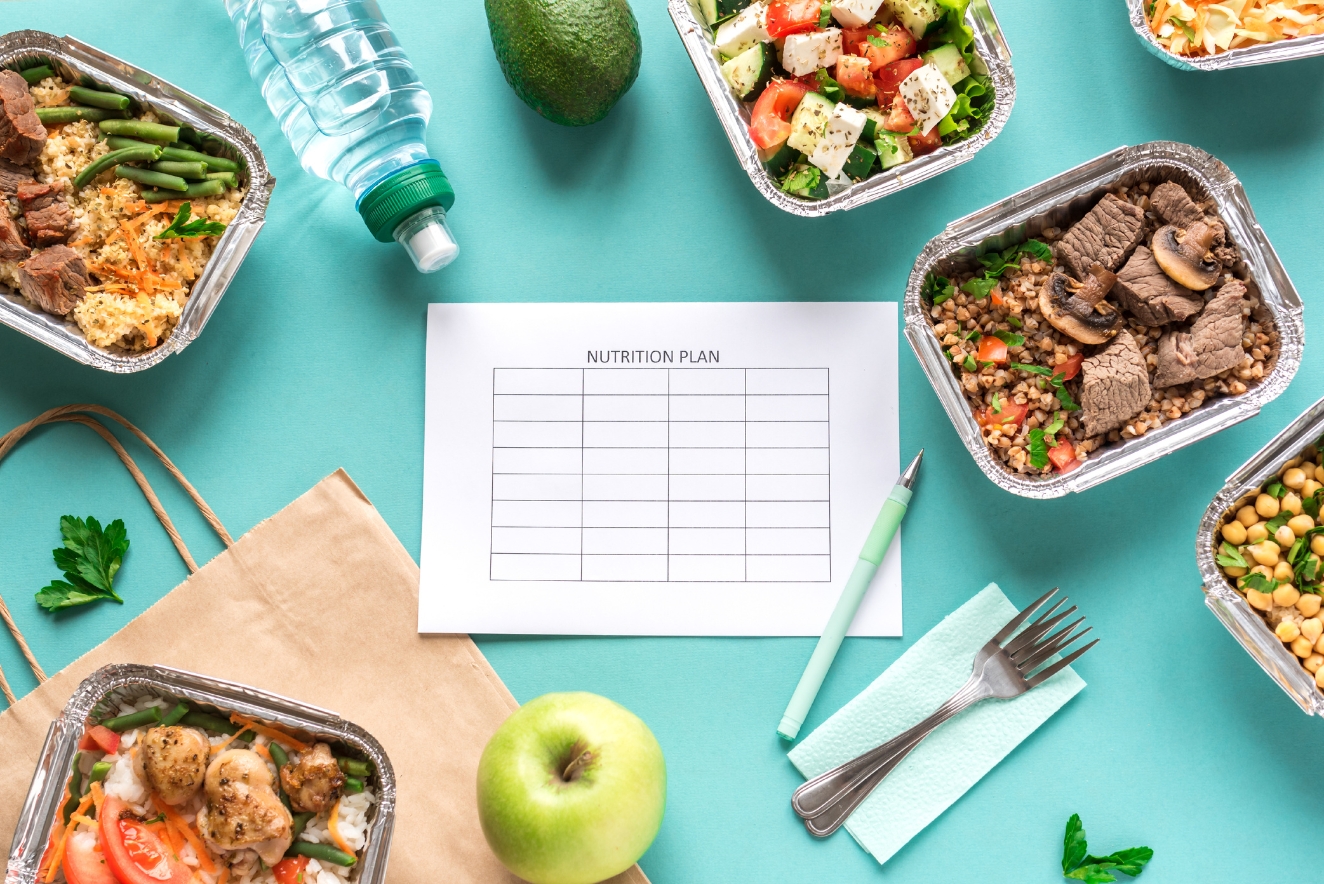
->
[1293, 636, 1315, 658]
[1313, 534, 1324, 557]
[1316, 633, 1324, 654]
[1278, 620, 1302, 642]
[1302, 618, 1323, 642]
[1316, 464, 1324, 483]
[1314, 665, 1324, 689]
[1273, 585, 1301, 607]
[1225, 566, 1248, 577]
[1305, 478, 1322, 498]
[1284, 467, 1308, 490]
[1307, 654, 1324, 674]
[1251, 564, 1275, 579]
[1238, 505, 1260, 527]
[1251, 541, 1281, 567]
[1222, 521, 1249, 545]
[1276, 525, 1297, 548]
[1298, 593, 1323, 617]
[1248, 523, 1269, 543]
[1283, 492, 1303, 516]
[1256, 494, 1281, 518]
[1289, 514, 1316, 536]
[1274, 561, 1294, 582]
[1248, 589, 1273, 611]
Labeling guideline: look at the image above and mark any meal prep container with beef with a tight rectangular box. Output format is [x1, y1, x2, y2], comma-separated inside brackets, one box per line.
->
[904, 141, 1303, 499]
[1198, 395, 1324, 716]
[1125, 0, 1324, 70]
[8, 664, 396, 884]
[0, 30, 273, 373]
[667, 0, 1014, 217]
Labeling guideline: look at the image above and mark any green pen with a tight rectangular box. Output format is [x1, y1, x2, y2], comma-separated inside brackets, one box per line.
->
[777, 449, 923, 742]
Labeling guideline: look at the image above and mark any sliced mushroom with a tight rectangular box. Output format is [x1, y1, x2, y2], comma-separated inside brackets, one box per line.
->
[1039, 266, 1124, 345]
[1152, 221, 1220, 291]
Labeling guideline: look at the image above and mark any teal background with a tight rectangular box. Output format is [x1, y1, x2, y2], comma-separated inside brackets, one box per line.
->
[0, 0, 1320, 881]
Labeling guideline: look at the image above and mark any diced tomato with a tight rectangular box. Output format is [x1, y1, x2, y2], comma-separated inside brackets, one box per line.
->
[766, 0, 820, 38]
[976, 336, 1008, 365]
[274, 857, 310, 884]
[976, 400, 1027, 429]
[990, 288, 1005, 307]
[748, 79, 810, 150]
[883, 94, 916, 133]
[1047, 438, 1081, 473]
[1052, 353, 1084, 381]
[63, 832, 118, 884]
[834, 55, 876, 100]
[99, 797, 192, 884]
[909, 126, 943, 155]
[875, 58, 924, 105]
[79, 726, 119, 755]
[859, 24, 918, 71]
[840, 25, 875, 51]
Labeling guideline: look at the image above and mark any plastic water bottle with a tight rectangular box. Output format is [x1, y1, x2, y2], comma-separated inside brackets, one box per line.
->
[226, 0, 458, 272]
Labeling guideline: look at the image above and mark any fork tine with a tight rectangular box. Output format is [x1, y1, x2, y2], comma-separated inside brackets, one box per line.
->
[1018, 624, 1091, 674]
[1010, 616, 1084, 664]
[991, 588, 1059, 645]
[1025, 639, 1099, 688]
[1004, 605, 1077, 657]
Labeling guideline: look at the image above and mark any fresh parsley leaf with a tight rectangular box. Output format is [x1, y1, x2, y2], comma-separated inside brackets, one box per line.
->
[1066, 864, 1119, 884]
[1045, 413, 1066, 436]
[964, 328, 982, 341]
[1061, 814, 1152, 883]
[818, 0, 832, 27]
[1007, 315, 1023, 328]
[815, 68, 844, 103]
[1243, 572, 1279, 594]
[961, 277, 998, 299]
[1063, 814, 1088, 874]
[963, 353, 977, 372]
[1266, 512, 1293, 535]
[1303, 489, 1323, 518]
[1089, 847, 1153, 878]
[34, 516, 129, 612]
[1020, 239, 1053, 262]
[1216, 542, 1249, 570]
[1011, 361, 1054, 376]
[992, 392, 1002, 414]
[154, 202, 227, 241]
[35, 581, 108, 612]
[923, 273, 956, 306]
[867, 33, 889, 47]
[993, 330, 1024, 347]
[1266, 481, 1287, 499]
[1053, 377, 1081, 412]
[779, 165, 821, 197]
[1028, 429, 1049, 469]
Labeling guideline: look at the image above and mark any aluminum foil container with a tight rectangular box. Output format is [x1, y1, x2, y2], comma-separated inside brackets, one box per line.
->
[6, 664, 396, 884]
[0, 30, 274, 373]
[668, 0, 1016, 216]
[1197, 396, 1324, 715]
[904, 141, 1304, 499]
[1124, 0, 1324, 70]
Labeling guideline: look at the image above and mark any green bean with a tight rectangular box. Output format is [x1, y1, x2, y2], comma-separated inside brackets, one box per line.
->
[98, 119, 180, 144]
[336, 758, 372, 778]
[36, 106, 130, 125]
[287, 842, 356, 867]
[72, 145, 161, 190]
[150, 160, 207, 180]
[206, 171, 239, 188]
[88, 761, 112, 784]
[61, 754, 83, 824]
[177, 126, 203, 147]
[158, 702, 189, 727]
[100, 707, 162, 732]
[105, 136, 155, 152]
[288, 812, 314, 844]
[142, 179, 224, 202]
[160, 145, 238, 173]
[268, 742, 290, 769]
[180, 711, 237, 734]
[20, 65, 54, 85]
[342, 776, 364, 794]
[116, 165, 187, 192]
[68, 86, 130, 111]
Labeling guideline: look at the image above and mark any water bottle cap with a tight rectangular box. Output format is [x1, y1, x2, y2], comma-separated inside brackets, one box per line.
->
[358, 160, 456, 243]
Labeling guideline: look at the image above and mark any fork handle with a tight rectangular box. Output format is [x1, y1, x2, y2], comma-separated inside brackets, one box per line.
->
[802, 728, 930, 836]
[791, 672, 993, 821]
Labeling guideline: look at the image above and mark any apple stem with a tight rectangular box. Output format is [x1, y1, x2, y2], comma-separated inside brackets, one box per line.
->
[560, 744, 594, 782]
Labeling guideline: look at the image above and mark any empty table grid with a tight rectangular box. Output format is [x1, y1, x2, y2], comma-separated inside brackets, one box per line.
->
[490, 367, 831, 582]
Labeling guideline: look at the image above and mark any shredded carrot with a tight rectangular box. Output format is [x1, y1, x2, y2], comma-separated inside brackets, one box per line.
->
[208, 730, 243, 756]
[155, 795, 217, 874]
[229, 715, 310, 752]
[90, 782, 105, 816]
[70, 814, 97, 828]
[128, 203, 171, 231]
[326, 798, 355, 856]
[216, 868, 230, 884]
[252, 743, 272, 762]
[46, 793, 94, 883]
[119, 221, 153, 273]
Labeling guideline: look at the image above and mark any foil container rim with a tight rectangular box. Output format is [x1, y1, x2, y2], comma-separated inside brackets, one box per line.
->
[903, 140, 1304, 499]
[1124, 0, 1324, 70]
[0, 30, 274, 374]
[666, 0, 1016, 217]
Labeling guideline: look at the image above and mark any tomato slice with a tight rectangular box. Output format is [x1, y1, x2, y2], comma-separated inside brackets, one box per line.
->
[1047, 439, 1081, 473]
[839, 25, 874, 51]
[64, 832, 118, 884]
[976, 400, 1027, 429]
[834, 55, 875, 100]
[748, 79, 810, 150]
[976, 336, 1009, 365]
[883, 94, 916, 133]
[273, 857, 309, 884]
[909, 126, 943, 156]
[79, 726, 120, 755]
[765, 0, 820, 38]
[875, 58, 923, 106]
[99, 797, 192, 884]
[859, 24, 918, 71]
[1052, 353, 1084, 381]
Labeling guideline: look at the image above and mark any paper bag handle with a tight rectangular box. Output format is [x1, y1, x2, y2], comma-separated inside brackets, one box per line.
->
[0, 404, 234, 702]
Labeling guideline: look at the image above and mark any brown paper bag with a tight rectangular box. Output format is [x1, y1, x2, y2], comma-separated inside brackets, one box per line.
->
[0, 405, 647, 884]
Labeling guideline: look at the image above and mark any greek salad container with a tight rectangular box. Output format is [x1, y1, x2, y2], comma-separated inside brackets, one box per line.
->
[7, 664, 396, 884]
[1125, 0, 1324, 70]
[904, 141, 1303, 499]
[0, 30, 274, 373]
[1198, 396, 1324, 716]
[667, 0, 1015, 217]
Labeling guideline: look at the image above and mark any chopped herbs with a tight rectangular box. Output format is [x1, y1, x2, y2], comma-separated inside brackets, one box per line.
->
[1061, 814, 1153, 884]
[1051, 375, 1081, 412]
[963, 353, 977, 372]
[992, 330, 1025, 347]
[1044, 413, 1066, 436]
[1265, 481, 1286, 499]
[960, 277, 998, 299]
[35, 516, 130, 612]
[1007, 315, 1023, 329]
[818, 0, 832, 27]
[991, 392, 1002, 414]
[923, 273, 957, 306]
[1011, 362, 1054, 376]
[1265, 511, 1293, 535]
[1028, 429, 1049, 470]
[961, 241, 1053, 298]
[780, 165, 821, 197]
[815, 68, 845, 103]
[1216, 542, 1248, 570]
[154, 201, 227, 240]
[1242, 572, 1279, 594]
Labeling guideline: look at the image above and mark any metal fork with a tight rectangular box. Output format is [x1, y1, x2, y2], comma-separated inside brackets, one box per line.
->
[791, 588, 1097, 837]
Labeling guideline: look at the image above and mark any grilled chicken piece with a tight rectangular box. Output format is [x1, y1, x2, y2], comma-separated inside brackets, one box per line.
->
[136, 726, 210, 805]
[198, 749, 292, 865]
[280, 742, 345, 813]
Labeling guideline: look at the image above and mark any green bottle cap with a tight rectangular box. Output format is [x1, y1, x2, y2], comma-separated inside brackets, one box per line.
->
[357, 160, 455, 243]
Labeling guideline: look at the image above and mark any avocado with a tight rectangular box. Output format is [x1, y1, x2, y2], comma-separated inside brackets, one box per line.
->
[485, 0, 642, 127]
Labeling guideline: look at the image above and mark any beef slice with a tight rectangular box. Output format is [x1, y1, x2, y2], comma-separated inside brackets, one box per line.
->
[17, 181, 74, 246]
[0, 70, 45, 165]
[1152, 279, 1248, 388]
[1054, 193, 1147, 278]
[1114, 246, 1204, 326]
[18, 244, 88, 316]
[0, 209, 29, 260]
[0, 158, 34, 195]
[1080, 330, 1152, 437]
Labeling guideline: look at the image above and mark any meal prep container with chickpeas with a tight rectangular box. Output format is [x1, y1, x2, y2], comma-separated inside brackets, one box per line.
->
[903, 141, 1303, 499]
[667, 0, 1015, 217]
[0, 30, 274, 373]
[7, 663, 396, 884]
[1198, 396, 1324, 716]
[1125, 0, 1324, 71]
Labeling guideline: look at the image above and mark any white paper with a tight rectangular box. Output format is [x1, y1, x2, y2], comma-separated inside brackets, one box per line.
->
[420, 302, 901, 636]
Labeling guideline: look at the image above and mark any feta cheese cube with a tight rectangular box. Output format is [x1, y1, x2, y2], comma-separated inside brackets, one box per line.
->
[780, 29, 842, 77]
[830, 0, 883, 28]
[898, 62, 956, 136]
[809, 103, 866, 180]
[715, 2, 769, 57]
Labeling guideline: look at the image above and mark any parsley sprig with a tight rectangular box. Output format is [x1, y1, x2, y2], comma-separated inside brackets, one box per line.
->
[924, 240, 1052, 308]
[35, 516, 130, 612]
[1062, 814, 1153, 884]
[154, 202, 227, 241]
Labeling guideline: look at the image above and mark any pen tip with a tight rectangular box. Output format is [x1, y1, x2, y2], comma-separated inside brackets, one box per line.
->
[898, 449, 924, 489]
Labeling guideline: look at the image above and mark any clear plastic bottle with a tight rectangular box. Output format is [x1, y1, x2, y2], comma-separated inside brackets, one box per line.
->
[226, 0, 457, 272]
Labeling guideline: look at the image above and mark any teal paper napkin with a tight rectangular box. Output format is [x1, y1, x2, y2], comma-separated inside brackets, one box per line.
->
[787, 583, 1086, 864]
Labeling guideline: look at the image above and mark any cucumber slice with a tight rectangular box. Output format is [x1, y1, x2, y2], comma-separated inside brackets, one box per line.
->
[718, 0, 752, 17]
[884, 0, 941, 39]
[721, 43, 773, 100]
[785, 91, 834, 155]
[860, 107, 888, 141]
[841, 141, 876, 180]
[699, 0, 719, 25]
[758, 141, 799, 177]
[922, 43, 972, 86]
[875, 132, 913, 170]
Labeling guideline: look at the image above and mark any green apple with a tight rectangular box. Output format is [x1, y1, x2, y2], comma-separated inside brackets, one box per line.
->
[476, 692, 666, 884]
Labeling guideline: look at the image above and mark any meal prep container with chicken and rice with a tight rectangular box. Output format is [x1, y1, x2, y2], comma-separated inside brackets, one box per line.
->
[1198, 395, 1324, 716]
[904, 141, 1303, 499]
[0, 30, 273, 373]
[667, 0, 1015, 217]
[1125, 0, 1324, 71]
[7, 664, 395, 884]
